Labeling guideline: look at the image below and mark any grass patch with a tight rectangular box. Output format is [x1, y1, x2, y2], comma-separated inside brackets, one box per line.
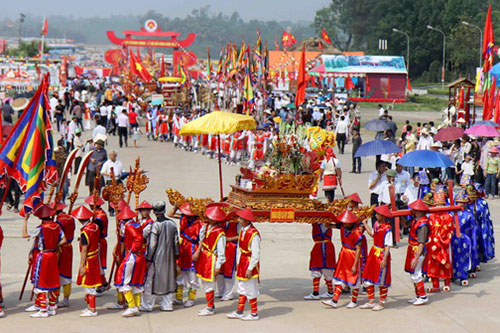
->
[356, 95, 446, 111]
[427, 88, 449, 95]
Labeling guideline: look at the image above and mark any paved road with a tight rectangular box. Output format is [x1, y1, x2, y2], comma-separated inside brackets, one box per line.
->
[0, 111, 498, 332]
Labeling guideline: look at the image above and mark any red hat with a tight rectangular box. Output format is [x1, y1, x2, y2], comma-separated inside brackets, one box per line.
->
[409, 199, 429, 212]
[71, 206, 93, 220]
[84, 195, 105, 206]
[236, 208, 255, 222]
[50, 202, 67, 211]
[336, 210, 358, 224]
[374, 205, 392, 218]
[116, 206, 137, 220]
[326, 147, 333, 154]
[111, 199, 129, 211]
[34, 204, 56, 219]
[346, 193, 363, 204]
[205, 206, 227, 222]
[137, 200, 153, 210]
[179, 203, 195, 216]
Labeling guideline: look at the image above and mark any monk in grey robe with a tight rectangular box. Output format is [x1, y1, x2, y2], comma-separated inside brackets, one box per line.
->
[141, 201, 179, 311]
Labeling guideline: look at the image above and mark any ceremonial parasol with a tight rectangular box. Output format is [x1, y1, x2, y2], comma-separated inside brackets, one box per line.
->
[464, 124, 500, 137]
[465, 125, 500, 137]
[397, 150, 454, 168]
[364, 119, 391, 132]
[180, 111, 256, 200]
[433, 126, 464, 141]
[354, 140, 401, 157]
[474, 120, 499, 127]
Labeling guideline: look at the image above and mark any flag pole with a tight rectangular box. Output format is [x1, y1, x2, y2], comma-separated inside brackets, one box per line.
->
[217, 134, 223, 201]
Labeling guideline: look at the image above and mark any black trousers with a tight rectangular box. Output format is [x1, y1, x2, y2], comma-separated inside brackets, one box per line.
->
[118, 127, 128, 147]
[352, 156, 361, 173]
[74, 156, 82, 175]
[325, 189, 336, 203]
[336, 133, 346, 154]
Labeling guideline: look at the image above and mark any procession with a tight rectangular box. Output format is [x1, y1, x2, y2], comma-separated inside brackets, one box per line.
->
[0, 1, 499, 332]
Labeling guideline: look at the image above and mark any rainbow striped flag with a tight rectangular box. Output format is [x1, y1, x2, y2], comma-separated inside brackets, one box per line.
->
[0, 74, 57, 212]
[242, 65, 254, 115]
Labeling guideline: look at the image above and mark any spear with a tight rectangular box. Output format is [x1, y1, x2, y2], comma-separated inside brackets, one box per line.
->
[67, 151, 94, 213]
[52, 148, 78, 204]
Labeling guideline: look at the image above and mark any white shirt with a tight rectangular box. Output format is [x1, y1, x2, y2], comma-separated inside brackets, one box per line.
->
[378, 180, 393, 204]
[92, 125, 107, 139]
[368, 171, 387, 194]
[117, 113, 129, 127]
[101, 159, 123, 182]
[100, 105, 108, 117]
[417, 135, 433, 150]
[379, 107, 385, 116]
[402, 183, 418, 204]
[395, 170, 411, 194]
[335, 120, 349, 135]
[462, 160, 475, 175]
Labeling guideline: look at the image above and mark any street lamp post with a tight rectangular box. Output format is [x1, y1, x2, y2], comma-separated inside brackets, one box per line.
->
[427, 25, 446, 89]
[392, 28, 410, 75]
[462, 21, 483, 69]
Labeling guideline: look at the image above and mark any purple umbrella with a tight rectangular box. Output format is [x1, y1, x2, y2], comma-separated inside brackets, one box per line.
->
[434, 126, 465, 141]
[464, 124, 500, 137]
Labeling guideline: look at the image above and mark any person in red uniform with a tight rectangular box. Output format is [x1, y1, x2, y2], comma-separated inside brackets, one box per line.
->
[345, 193, 368, 289]
[73, 206, 102, 317]
[0, 224, 4, 318]
[23, 204, 66, 318]
[168, 203, 202, 307]
[424, 187, 454, 293]
[251, 129, 266, 168]
[226, 209, 261, 321]
[114, 206, 147, 317]
[404, 199, 430, 306]
[322, 210, 362, 309]
[359, 205, 393, 311]
[51, 202, 75, 308]
[107, 199, 130, 310]
[304, 221, 336, 300]
[85, 195, 109, 292]
[217, 215, 239, 301]
[193, 205, 227, 316]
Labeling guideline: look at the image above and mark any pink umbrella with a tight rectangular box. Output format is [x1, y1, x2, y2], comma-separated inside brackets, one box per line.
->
[464, 124, 500, 137]
[434, 126, 465, 141]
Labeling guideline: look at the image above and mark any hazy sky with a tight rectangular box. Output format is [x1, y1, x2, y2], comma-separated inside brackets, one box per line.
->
[0, 0, 330, 21]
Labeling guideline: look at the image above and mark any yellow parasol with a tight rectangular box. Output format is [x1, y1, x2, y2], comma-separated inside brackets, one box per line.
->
[180, 111, 256, 200]
[180, 111, 255, 136]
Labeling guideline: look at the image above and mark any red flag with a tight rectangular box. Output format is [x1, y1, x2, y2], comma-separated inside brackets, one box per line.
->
[483, 4, 495, 73]
[407, 77, 412, 91]
[282, 31, 297, 48]
[366, 76, 371, 92]
[161, 54, 165, 77]
[345, 75, 355, 90]
[318, 41, 323, 50]
[493, 90, 500, 124]
[483, 83, 495, 120]
[40, 18, 48, 36]
[321, 29, 332, 44]
[295, 45, 306, 110]
[130, 49, 152, 82]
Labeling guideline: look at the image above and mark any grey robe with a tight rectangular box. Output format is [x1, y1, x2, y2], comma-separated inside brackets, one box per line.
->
[145, 217, 179, 295]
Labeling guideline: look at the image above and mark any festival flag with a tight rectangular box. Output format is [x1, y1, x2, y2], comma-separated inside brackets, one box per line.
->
[321, 29, 332, 44]
[161, 54, 165, 77]
[407, 77, 412, 91]
[494, 89, 500, 124]
[255, 29, 262, 59]
[243, 59, 255, 115]
[366, 75, 371, 92]
[178, 64, 187, 85]
[207, 47, 212, 80]
[295, 45, 306, 110]
[482, 4, 495, 73]
[282, 31, 297, 48]
[40, 18, 48, 36]
[318, 41, 323, 50]
[217, 46, 224, 77]
[0, 74, 57, 213]
[237, 42, 246, 67]
[130, 49, 152, 82]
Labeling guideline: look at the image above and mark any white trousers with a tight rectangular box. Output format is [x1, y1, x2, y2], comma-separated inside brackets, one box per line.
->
[216, 275, 235, 298]
[117, 255, 143, 293]
[236, 278, 259, 299]
[410, 255, 425, 283]
[311, 269, 334, 280]
[201, 279, 216, 293]
[142, 265, 174, 310]
[176, 270, 200, 289]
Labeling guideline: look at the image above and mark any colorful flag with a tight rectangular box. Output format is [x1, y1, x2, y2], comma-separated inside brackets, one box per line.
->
[321, 29, 332, 44]
[40, 18, 48, 36]
[255, 29, 262, 59]
[130, 49, 152, 82]
[483, 4, 495, 73]
[282, 31, 297, 48]
[494, 89, 500, 124]
[0, 74, 57, 213]
[161, 54, 165, 77]
[243, 61, 255, 115]
[178, 64, 187, 85]
[207, 47, 212, 80]
[295, 45, 306, 110]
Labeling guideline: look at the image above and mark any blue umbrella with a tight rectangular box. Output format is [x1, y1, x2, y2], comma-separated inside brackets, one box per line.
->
[354, 140, 401, 157]
[364, 119, 391, 132]
[397, 150, 454, 168]
[474, 120, 499, 127]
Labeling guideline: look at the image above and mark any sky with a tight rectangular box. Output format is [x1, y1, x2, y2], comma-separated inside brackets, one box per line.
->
[0, 0, 331, 21]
